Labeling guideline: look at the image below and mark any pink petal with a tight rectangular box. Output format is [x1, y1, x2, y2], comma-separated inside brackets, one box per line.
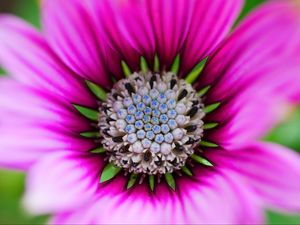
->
[50, 168, 262, 224]
[84, 0, 242, 72]
[0, 15, 95, 107]
[208, 142, 300, 213]
[197, 1, 300, 147]
[0, 80, 94, 170]
[146, 0, 198, 69]
[93, 0, 154, 71]
[180, 0, 243, 74]
[196, 1, 300, 97]
[42, 0, 116, 87]
[205, 94, 292, 148]
[23, 151, 102, 214]
[42, 0, 242, 76]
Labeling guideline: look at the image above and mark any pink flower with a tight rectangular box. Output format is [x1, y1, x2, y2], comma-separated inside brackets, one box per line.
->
[1, 0, 300, 224]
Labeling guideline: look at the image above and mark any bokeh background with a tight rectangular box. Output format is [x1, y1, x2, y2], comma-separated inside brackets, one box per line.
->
[0, 0, 300, 224]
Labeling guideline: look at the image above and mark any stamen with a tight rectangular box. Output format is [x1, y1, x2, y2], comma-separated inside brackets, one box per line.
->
[99, 72, 205, 175]
[112, 136, 124, 143]
[125, 83, 135, 95]
[185, 125, 197, 133]
[187, 106, 198, 118]
[150, 74, 157, 89]
[170, 79, 176, 89]
[177, 89, 188, 101]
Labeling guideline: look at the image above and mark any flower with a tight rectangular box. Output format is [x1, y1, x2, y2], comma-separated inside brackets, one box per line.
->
[1, 0, 300, 224]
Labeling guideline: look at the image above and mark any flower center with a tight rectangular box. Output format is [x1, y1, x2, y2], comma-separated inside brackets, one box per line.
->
[99, 72, 205, 175]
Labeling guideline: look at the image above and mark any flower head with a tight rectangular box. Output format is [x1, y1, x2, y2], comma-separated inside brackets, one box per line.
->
[99, 71, 206, 176]
[1, 0, 300, 224]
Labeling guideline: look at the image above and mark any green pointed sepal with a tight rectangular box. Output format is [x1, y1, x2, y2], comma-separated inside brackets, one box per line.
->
[149, 175, 155, 192]
[171, 54, 180, 74]
[199, 140, 218, 148]
[85, 80, 107, 101]
[73, 104, 98, 121]
[181, 166, 193, 177]
[198, 85, 211, 97]
[203, 122, 218, 130]
[140, 57, 149, 73]
[90, 147, 106, 154]
[127, 173, 138, 189]
[121, 60, 132, 77]
[165, 173, 176, 191]
[100, 163, 122, 183]
[191, 154, 213, 167]
[153, 54, 160, 72]
[185, 57, 208, 84]
[80, 131, 100, 139]
[203, 102, 220, 114]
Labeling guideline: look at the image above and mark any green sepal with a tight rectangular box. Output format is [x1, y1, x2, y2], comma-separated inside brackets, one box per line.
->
[100, 163, 122, 183]
[185, 58, 207, 84]
[200, 140, 218, 148]
[85, 80, 107, 101]
[127, 173, 138, 189]
[153, 54, 160, 72]
[165, 173, 176, 191]
[191, 154, 213, 167]
[73, 104, 98, 121]
[149, 175, 155, 192]
[90, 147, 106, 154]
[140, 57, 149, 73]
[111, 76, 117, 83]
[121, 60, 132, 77]
[80, 131, 100, 138]
[203, 102, 220, 114]
[203, 122, 218, 130]
[0, 67, 5, 75]
[171, 54, 180, 74]
[198, 85, 211, 97]
[182, 166, 193, 177]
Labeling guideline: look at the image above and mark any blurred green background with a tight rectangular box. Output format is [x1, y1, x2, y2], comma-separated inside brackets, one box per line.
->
[0, 0, 300, 224]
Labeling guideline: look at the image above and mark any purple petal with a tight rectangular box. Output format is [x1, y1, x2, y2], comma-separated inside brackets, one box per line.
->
[0, 15, 95, 107]
[198, 1, 300, 147]
[50, 168, 262, 224]
[208, 142, 300, 213]
[24, 151, 102, 214]
[0, 80, 94, 169]
[42, 0, 113, 87]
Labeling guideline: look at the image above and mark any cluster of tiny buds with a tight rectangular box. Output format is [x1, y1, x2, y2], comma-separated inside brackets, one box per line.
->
[99, 72, 205, 175]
